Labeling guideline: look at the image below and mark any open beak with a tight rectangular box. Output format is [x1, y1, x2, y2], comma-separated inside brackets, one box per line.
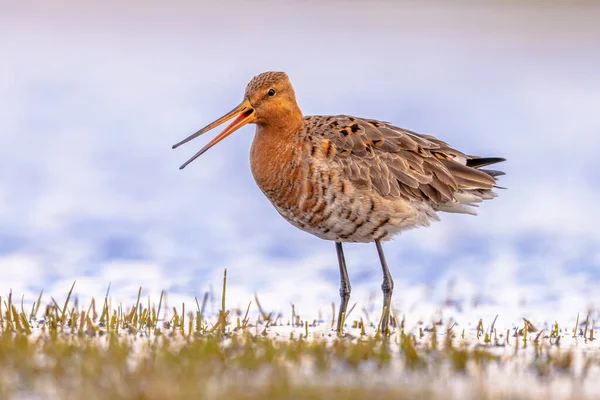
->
[172, 98, 255, 170]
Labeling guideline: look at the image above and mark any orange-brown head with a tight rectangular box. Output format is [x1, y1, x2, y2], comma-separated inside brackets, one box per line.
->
[172, 71, 303, 169]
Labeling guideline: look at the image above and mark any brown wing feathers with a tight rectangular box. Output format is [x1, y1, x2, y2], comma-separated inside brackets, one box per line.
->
[308, 115, 505, 204]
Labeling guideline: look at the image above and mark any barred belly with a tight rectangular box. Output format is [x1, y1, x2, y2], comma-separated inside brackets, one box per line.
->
[266, 159, 428, 243]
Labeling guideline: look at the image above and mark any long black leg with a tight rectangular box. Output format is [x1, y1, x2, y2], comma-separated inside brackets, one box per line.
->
[335, 242, 351, 333]
[375, 239, 394, 334]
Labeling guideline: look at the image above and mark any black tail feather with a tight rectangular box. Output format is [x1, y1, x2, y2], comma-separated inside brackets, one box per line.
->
[466, 157, 506, 169]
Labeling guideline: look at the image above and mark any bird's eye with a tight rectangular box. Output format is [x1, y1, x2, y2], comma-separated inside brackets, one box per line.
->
[268, 88, 276, 97]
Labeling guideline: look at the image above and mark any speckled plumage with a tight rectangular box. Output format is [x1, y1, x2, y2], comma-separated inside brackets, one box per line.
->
[249, 110, 504, 244]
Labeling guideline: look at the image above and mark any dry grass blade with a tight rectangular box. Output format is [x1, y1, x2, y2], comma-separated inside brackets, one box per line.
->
[241, 301, 252, 330]
[127, 286, 143, 324]
[100, 283, 111, 324]
[221, 269, 227, 314]
[51, 298, 62, 316]
[10, 304, 23, 333]
[200, 291, 209, 316]
[331, 302, 335, 329]
[156, 289, 165, 323]
[490, 314, 498, 334]
[523, 318, 538, 333]
[254, 293, 270, 322]
[31, 290, 43, 321]
[345, 302, 357, 320]
[60, 281, 76, 326]
[195, 296, 201, 312]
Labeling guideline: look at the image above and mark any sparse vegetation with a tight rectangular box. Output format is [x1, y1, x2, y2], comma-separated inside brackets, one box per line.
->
[0, 270, 598, 400]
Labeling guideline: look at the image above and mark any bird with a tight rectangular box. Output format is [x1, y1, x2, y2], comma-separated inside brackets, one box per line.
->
[172, 71, 505, 334]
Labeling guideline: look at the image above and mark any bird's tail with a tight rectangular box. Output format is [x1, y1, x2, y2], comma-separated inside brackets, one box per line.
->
[467, 157, 506, 183]
[436, 156, 506, 215]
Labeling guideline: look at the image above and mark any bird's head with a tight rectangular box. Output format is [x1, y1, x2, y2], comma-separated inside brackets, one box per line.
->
[172, 71, 302, 169]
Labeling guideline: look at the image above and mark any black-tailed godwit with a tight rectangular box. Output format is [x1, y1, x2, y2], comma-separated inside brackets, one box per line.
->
[173, 71, 505, 333]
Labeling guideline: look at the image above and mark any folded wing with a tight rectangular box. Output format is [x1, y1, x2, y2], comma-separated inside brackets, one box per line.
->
[305, 115, 505, 213]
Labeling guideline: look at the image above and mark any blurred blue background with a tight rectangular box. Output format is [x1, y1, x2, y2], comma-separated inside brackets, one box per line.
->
[2, 1, 599, 324]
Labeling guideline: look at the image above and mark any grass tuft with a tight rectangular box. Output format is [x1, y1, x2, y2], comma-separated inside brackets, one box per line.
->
[0, 276, 598, 400]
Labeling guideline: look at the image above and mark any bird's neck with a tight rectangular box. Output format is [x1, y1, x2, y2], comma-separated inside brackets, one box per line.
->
[249, 119, 306, 198]
[259, 102, 304, 132]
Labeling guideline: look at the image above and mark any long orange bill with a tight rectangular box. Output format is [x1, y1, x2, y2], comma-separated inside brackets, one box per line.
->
[172, 99, 255, 170]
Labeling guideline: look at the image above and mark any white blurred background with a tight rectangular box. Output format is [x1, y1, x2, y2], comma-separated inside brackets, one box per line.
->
[2, 1, 599, 326]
